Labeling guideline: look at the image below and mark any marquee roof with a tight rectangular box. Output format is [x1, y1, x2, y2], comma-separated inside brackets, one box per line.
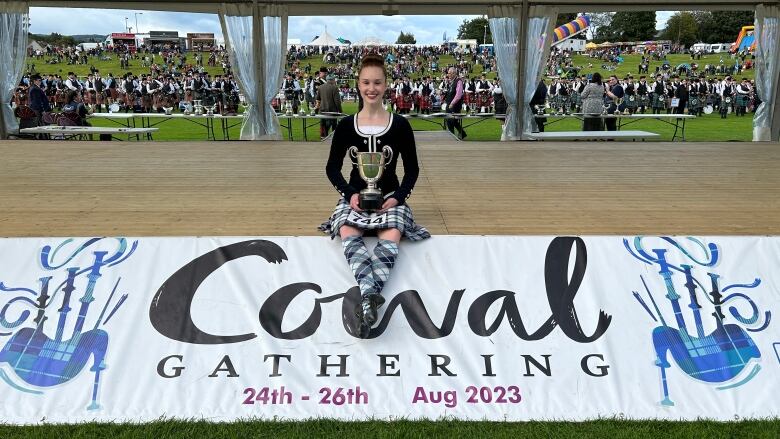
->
[309, 29, 347, 46]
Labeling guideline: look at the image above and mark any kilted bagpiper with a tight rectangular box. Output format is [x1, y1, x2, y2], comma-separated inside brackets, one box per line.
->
[321, 53, 430, 338]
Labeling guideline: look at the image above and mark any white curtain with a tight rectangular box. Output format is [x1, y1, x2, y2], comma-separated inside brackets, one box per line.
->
[219, 3, 287, 140]
[753, 4, 780, 141]
[522, 6, 557, 138]
[488, 6, 519, 140]
[263, 11, 288, 140]
[0, 1, 28, 139]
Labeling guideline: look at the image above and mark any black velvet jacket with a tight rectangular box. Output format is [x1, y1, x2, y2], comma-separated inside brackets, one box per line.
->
[326, 114, 419, 205]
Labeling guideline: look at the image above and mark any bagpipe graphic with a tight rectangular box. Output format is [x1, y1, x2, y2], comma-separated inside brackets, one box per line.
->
[625, 237, 772, 407]
[0, 238, 136, 410]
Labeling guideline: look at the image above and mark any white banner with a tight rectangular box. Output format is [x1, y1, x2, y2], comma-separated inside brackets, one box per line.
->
[0, 236, 778, 423]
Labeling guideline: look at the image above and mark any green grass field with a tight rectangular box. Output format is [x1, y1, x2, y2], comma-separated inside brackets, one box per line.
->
[1, 418, 779, 438]
[88, 102, 755, 142]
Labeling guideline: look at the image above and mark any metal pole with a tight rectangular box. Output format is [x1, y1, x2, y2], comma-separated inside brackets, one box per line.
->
[135, 13, 142, 35]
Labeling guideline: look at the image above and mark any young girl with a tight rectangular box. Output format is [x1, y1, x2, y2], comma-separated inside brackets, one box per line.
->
[319, 53, 430, 337]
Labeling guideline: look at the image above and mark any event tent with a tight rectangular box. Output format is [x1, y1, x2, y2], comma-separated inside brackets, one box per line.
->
[308, 29, 346, 46]
[353, 36, 390, 46]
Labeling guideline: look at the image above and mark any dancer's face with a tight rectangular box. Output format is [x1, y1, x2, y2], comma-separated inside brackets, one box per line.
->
[358, 66, 386, 105]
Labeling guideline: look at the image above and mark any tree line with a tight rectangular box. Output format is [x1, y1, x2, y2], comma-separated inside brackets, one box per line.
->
[456, 11, 755, 49]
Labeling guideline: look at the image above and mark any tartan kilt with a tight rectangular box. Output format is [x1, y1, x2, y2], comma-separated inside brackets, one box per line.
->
[318, 198, 431, 241]
[572, 92, 582, 107]
[652, 93, 665, 108]
[397, 93, 413, 110]
[418, 94, 432, 110]
[625, 95, 638, 109]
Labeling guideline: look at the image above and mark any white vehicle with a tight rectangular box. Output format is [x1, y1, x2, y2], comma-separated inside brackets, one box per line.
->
[710, 43, 730, 53]
[79, 42, 102, 51]
[691, 43, 710, 53]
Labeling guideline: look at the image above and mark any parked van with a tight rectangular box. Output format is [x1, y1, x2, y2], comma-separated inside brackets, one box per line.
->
[710, 43, 730, 53]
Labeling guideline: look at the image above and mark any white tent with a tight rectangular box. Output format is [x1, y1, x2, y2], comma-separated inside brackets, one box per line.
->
[353, 36, 389, 46]
[27, 40, 45, 52]
[308, 29, 346, 46]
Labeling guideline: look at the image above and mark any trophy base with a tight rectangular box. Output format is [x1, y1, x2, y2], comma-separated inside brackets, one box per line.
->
[359, 193, 383, 212]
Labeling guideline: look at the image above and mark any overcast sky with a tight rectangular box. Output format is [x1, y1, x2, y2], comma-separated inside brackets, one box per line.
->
[29, 8, 675, 44]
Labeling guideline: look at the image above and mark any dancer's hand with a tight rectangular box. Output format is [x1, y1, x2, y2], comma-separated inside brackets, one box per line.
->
[350, 194, 364, 212]
[379, 197, 398, 213]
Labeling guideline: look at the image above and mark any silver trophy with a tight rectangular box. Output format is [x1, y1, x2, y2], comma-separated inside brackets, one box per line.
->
[349, 145, 393, 212]
[285, 100, 293, 116]
[614, 97, 624, 115]
[193, 99, 203, 115]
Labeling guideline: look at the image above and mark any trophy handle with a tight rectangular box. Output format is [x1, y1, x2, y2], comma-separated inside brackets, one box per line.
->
[382, 145, 393, 164]
[348, 146, 359, 159]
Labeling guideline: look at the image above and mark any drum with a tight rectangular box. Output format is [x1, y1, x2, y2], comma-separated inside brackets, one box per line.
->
[108, 102, 121, 113]
[703, 105, 713, 114]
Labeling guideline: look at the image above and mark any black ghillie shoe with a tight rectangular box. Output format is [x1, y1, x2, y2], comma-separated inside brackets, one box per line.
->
[357, 321, 371, 339]
[353, 302, 372, 339]
[360, 293, 386, 327]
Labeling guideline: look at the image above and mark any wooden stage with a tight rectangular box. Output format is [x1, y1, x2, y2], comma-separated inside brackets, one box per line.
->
[1, 140, 778, 237]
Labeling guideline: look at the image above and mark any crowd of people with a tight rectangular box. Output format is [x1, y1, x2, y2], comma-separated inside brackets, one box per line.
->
[529, 46, 759, 132]
[276, 66, 507, 118]
[537, 74, 757, 116]
[12, 40, 760, 136]
[15, 40, 238, 128]
[13, 68, 242, 131]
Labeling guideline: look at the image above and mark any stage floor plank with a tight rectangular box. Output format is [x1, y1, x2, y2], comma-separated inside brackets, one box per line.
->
[1, 140, 778, 237]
